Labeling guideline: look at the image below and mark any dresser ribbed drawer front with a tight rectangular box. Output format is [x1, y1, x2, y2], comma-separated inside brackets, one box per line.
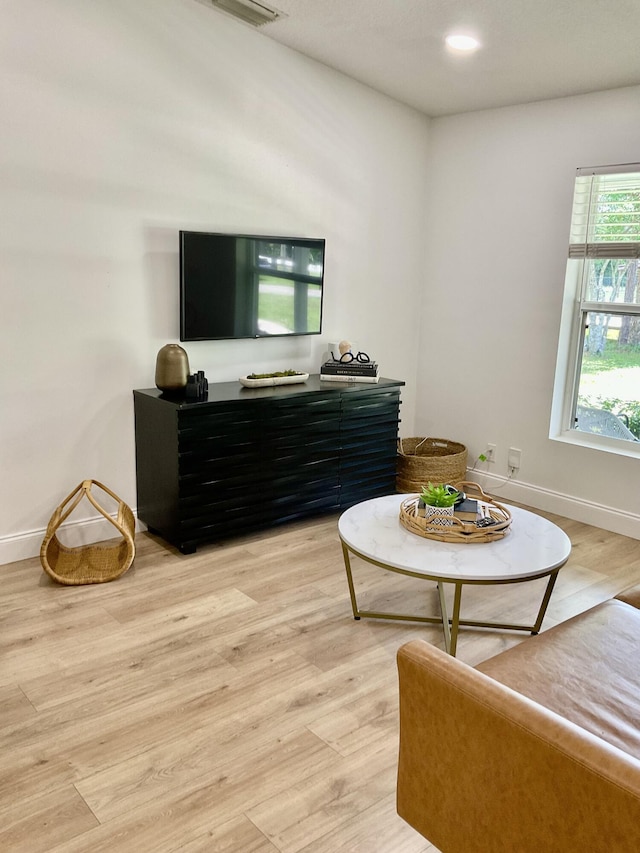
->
[178, 492, 251, 527]
[264, 394, 339, 418]
[341, 407, 400, 431]
[341, 454, 398, 480]
[179, 425, 257, 447]
[262, 400, 340, 446]
[178, 471, 272, 519]
[342, 424, 399, 447]
[259, 491, 340, 518]
[178, 402, 259, 436]
[340, 477, 396, 506]
[341, 388, 401, 411]
[341, 411, 400, 432]
[178, 421, 257, 448]
[261, 446, 340, 473]
[259, 468, 340, 499]
[342, 431, 398, 468]
[178, 440, 257, 467]
[265, 423, 340, 450]
[179, 489, 339, 534]
[178, 465, 263, 499]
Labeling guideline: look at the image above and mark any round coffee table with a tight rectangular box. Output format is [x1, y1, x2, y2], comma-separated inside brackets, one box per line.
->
[338, 493, 571, 656]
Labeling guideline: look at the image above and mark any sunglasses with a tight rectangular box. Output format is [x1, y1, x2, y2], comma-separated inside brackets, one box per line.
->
[332, 350, 371, 364]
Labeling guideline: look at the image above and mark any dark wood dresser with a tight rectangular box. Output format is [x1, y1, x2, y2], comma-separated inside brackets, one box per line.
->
[133, 375, 404, 553]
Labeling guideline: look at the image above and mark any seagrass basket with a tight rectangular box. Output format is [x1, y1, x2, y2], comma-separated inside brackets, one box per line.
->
[396, 437, 468, 493]
[40, 480, 135, 585]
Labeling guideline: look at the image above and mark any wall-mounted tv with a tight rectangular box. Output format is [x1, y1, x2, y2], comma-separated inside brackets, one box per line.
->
[179, 230, 325, 341]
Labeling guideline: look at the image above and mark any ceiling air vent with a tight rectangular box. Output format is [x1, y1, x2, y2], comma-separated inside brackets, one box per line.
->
[208, 0, 284, 27]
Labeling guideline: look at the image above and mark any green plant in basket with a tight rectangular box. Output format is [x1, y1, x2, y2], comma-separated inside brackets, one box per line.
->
[420, 482, 459, 507]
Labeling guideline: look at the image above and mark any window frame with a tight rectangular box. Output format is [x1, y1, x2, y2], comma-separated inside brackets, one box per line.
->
[550, 164, 640, 458]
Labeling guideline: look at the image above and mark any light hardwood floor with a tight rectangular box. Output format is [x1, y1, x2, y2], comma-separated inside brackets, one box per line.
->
[2, 504, 639, 852]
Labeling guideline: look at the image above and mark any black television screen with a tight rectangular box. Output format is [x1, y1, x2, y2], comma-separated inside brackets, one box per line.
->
[179, 231, 325, 341]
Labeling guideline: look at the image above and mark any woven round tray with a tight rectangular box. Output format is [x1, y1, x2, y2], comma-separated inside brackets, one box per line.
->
[399, 481, 512, 544]
[396, 437, 467, 493]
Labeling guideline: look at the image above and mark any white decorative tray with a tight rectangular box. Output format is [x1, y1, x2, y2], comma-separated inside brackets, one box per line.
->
[239, 373, 309, 388]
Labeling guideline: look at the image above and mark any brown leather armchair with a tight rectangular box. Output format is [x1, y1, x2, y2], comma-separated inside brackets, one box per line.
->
[396, 585, 640, 852]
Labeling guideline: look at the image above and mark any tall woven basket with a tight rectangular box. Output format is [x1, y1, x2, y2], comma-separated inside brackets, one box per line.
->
[396, 437, 468, 493]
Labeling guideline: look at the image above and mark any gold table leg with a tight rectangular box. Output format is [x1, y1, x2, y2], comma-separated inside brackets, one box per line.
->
[531, 571, 560, 634]
[341, 540, 562, 657]
[341, 541, 445, 626]
[438, 582, 463, 656]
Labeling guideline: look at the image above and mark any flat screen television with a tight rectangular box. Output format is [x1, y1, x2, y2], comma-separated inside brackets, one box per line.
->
[179, 230, 325, 341]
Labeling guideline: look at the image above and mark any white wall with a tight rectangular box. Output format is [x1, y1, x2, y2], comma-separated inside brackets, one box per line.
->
[0, 0, 430, 563]
[418, 87, 640, 535]
[4, 2, 637, 564]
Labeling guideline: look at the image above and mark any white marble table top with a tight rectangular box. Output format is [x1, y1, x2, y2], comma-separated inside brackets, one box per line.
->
[338, 494, 571, 582]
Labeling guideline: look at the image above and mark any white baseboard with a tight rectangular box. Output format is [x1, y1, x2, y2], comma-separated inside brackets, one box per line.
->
[0, 512, 146, 567]
[467, 468, 640, 540]
[2, 475, 638, 566]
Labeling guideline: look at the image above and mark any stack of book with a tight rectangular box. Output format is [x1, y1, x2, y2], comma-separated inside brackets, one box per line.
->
[320, 359, 380, 383]
[454, 498, 480, 523]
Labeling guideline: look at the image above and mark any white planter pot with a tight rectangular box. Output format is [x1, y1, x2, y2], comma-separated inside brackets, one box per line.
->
[423, 505, 454, 528]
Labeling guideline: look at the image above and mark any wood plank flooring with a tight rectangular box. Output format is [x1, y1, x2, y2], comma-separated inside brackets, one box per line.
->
[1, 504, 639, 852]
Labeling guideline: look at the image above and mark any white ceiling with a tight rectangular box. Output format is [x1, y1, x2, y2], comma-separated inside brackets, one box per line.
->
[253, 0, 640, 117]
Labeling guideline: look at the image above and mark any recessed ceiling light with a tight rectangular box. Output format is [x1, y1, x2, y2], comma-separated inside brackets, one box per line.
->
[445, 34, 480, 52]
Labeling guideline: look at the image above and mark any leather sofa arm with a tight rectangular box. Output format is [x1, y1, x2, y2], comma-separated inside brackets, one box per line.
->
[397, 640, 640, 853]
[615, 581, 640, 609]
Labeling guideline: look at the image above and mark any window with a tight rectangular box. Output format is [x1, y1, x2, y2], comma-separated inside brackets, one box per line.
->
[552, 164, 640, 453]
[255, 241, 323, 335]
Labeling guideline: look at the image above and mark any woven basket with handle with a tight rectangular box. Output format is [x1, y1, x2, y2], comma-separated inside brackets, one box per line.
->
[396, 437, 468, 493]
[40, 480, 135, 585]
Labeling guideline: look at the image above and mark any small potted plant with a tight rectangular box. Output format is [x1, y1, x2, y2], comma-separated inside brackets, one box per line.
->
[419, 482, 460, 527]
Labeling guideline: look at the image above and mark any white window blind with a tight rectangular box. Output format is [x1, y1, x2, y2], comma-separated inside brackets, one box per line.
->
[569, 163, 640, 259]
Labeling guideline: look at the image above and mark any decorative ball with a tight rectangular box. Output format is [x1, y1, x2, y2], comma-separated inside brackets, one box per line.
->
[338, 340, 352, 356]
